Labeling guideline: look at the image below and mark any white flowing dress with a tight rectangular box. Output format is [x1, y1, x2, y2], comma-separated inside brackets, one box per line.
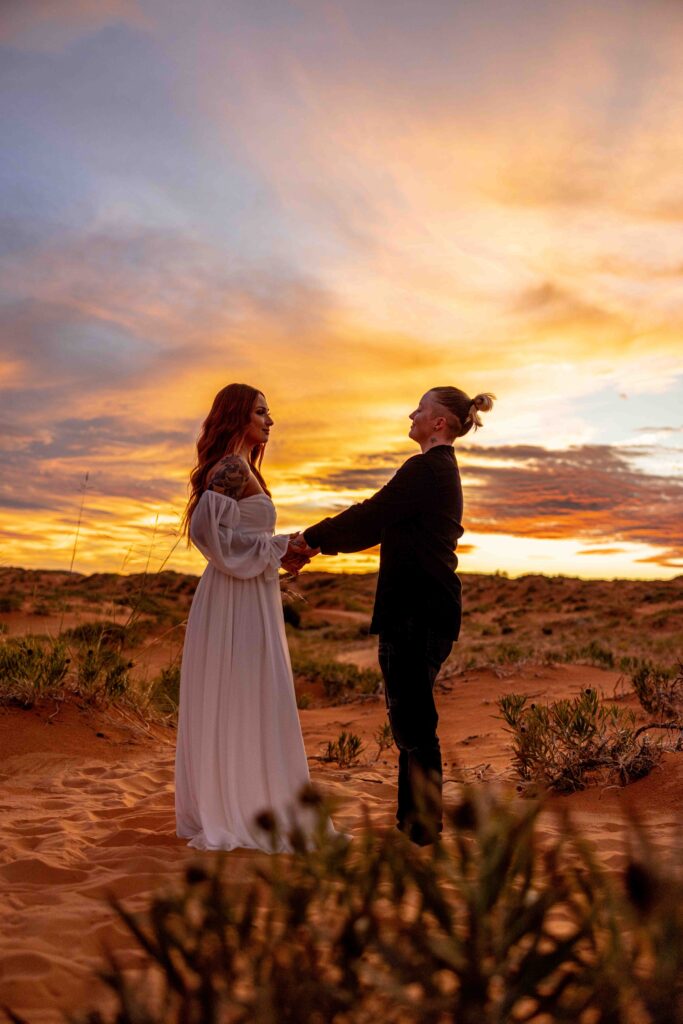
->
[175, 489, 317, 852]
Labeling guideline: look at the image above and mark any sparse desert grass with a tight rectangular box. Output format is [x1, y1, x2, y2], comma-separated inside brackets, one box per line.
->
[45, 787, 682, 1024]
[498, 688, 663, 792]
[3, 568, 683, 711]
[374, 720, 393, 757]
[0, 627, 176, 721]
[61, 620, 139, 648]
[150, 663, 181, 714]
[630, 661, 683, 719]
[322, 729, 365, 767]
[0, 637, 71, 706]
[76, 645, 133, 702]
[0, 633, 136, 709]
[290, 652, 381, 701]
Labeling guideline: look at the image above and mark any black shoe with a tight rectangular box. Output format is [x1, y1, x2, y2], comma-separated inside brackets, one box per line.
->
[397, 821, 442, 847]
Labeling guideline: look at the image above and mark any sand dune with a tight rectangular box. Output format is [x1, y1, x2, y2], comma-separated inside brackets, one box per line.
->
[0, 663, 681, 1022]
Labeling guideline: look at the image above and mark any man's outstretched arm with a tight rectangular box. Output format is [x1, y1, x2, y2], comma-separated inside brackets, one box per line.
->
[302, 455, 431, 555]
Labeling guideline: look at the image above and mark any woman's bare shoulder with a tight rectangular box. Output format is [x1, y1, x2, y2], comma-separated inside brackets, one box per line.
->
[206, 455, 250, 499]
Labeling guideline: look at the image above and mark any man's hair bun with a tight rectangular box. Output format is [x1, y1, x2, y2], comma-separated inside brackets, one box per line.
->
[430, 386, 495, 437]
[468, 392, 495, 429]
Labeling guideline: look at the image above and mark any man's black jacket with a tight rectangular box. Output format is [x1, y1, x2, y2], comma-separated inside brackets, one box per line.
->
[303, 445, 464, 640]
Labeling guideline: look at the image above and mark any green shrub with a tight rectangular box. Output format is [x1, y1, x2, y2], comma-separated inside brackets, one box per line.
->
[57, 787, 683, 1024]
[631, 662, 683, 719]
[151, 664, 181, 714]
[291, 654, 381, 701]
[374, 720, 393, 757]
[61, 620, 129, 648]
[498, 688, 662, 792]
[76, 646, 132, 702]
[493, 641, 533, 665]
[0, 637, 70, 706]
[296, 691, 312, 709]
[322, 730, 364, 767]
[578, 640, 615, 668]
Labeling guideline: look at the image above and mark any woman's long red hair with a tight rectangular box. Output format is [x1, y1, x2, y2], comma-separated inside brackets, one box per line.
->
[181, 383, 270, 544]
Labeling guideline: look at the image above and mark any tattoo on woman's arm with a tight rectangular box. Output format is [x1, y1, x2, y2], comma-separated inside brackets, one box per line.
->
[207, 456, 250, 499]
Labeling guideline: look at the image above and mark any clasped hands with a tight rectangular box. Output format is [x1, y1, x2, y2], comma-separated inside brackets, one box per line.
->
[281, 532, 319, 576]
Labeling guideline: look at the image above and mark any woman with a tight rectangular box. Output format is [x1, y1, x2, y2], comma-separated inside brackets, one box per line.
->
[174, 383, 323, 852]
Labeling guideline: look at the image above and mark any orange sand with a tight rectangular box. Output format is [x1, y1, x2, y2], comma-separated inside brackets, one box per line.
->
[0, 663, 681, 1022]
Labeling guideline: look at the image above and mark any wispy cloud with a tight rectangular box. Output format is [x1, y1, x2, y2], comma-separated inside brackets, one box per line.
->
[460, 444, 683, 567]
[1, 0, 682, 577]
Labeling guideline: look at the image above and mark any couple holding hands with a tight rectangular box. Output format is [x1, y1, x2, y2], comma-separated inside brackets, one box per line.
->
[175, 383, 494, 852]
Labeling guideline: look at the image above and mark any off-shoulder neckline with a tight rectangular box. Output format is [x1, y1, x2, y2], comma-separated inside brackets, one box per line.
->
[205, 490, 271, 504]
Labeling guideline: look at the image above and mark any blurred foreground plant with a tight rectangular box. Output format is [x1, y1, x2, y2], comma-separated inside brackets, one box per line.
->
[4, 787, 678, 1024]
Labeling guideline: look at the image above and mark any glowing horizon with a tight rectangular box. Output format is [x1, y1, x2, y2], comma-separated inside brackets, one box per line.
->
[1, 0, 682, 581]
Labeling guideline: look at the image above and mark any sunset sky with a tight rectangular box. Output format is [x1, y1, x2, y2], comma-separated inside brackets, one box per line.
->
[1, 0, 682, 580]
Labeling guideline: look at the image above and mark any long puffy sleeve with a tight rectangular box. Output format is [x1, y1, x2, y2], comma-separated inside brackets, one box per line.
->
[190, 490, 289, 580]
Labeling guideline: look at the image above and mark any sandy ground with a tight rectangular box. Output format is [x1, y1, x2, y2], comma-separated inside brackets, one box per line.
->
[0, 663, 681, 1023]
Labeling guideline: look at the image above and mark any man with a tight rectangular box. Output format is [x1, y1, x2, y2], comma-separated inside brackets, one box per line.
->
[293, 388, 489, 845]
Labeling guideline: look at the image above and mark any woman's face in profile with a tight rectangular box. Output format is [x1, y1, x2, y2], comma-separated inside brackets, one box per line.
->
[244, 393, 274, 447]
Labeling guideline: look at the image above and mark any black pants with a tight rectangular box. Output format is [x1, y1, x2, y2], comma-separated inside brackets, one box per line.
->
[378, 618, 453, 844]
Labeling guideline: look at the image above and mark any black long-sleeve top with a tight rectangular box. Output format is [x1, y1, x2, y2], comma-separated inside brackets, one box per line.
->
[303, 445, 464, 640]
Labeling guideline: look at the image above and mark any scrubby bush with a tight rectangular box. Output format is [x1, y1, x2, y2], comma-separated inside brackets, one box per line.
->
[578, 640, 615, 668]
[0, 637, 70, 706]
[498, 688, 662, 792]
[151, 664, 181, 714]
[49, 787, 683, 1024]
[322, 730, 365, 767]
[291, 654, 381, 701]
[493, 641, 534, 665]
[76, 646, 132, 702]
[61, 621, 130, 648]
[631, 661, 683, 719]
[374, 720, 393, 757]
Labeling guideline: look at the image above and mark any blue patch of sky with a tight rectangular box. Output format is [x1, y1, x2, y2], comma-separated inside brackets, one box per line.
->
[572, 377, 683, 458]
[0, 21, 299, 267]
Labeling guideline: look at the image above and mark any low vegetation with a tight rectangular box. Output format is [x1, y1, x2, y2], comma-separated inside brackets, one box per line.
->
[0, 629, 178, 722]
[498, 687, 665, 792]
[0, 637, 71, 706]
[322, 729, 365, 767]
[19, 786, 680, 1024]
[290, 652, 381, 701]
[374, 720, 393, 757]
[630, 661, 683, 719]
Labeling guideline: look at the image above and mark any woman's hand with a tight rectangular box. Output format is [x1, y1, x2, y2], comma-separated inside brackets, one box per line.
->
[281, 533, 320, 575]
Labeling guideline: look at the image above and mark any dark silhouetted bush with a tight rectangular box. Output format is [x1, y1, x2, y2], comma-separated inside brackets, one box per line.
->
[48, 787, 683, 1024]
